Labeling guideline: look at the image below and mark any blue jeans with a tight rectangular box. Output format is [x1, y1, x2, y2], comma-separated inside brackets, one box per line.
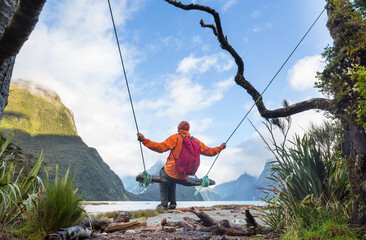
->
[159, 167, 186, 205]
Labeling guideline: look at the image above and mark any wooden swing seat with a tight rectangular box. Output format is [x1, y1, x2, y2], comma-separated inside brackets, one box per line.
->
[136, 174, 215, 187]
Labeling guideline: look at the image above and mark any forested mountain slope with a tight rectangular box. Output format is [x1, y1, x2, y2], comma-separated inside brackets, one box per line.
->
[0, 79, 137, 200]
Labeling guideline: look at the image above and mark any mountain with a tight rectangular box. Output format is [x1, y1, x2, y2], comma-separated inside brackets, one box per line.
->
[255, 160, 275, 200]
[123, 157, 205, 201]
[197, 187, 221, 201]
[213, 172, 258, 200]
[0, 79, 137, 201]
[212, 160, 275, 201]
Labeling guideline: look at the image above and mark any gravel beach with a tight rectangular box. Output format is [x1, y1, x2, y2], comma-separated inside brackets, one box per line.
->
[145, 207, 265, 226]
[93, 206, 280, 240]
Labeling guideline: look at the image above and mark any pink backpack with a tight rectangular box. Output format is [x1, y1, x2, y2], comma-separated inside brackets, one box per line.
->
[173, 133, 201, 175]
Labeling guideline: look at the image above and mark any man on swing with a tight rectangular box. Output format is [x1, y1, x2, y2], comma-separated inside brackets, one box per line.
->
[137, 121, 226, 210]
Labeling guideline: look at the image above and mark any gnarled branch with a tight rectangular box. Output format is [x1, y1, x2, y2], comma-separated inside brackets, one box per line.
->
[200, 20, 217, 36]
[165, 0, 333, 118]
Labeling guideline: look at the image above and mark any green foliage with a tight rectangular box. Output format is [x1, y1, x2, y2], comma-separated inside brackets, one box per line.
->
[353, 0, 366, 18]
[0, 130, 43, 231]
[24, 165, 86, 236]
[281, 202, 357, 239]
[353, 65, 366, 131]
[259, 120, 350, 236]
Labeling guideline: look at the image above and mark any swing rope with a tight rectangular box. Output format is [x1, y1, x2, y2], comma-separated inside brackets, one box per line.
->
[107, 0, 329, 191]
[196, 2, 328, 193]
[107, 0, 151, 188]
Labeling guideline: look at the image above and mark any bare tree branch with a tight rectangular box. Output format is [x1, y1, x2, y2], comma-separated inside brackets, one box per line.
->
[0, 0, 46, 66]
[200, 20, 217, 36]
[165, 0, 333, 118]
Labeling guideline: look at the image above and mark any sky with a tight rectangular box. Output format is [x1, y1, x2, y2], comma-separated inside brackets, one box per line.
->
[12, 0, 333, 186]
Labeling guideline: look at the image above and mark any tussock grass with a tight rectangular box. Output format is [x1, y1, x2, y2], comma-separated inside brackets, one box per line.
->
[16, 165, 86, 239]
[91, 209, 165, 221]
[257, 120, 358, 239]
[81, 201, 109, 205]
[212, 204, 256, 208]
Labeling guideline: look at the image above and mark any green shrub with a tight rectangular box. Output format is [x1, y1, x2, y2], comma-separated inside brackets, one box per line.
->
[0, 131, 43, 231]
[25, 165, 86, 236]
[256, 120, 354, 238]
[280, 201, 357, 239]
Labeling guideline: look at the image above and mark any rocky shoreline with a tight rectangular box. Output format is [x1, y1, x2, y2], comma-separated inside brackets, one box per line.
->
[81, 206, 280, 240]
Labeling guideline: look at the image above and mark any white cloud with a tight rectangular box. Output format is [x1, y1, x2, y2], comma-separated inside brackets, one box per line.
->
[221, 0, 239, 13]
[129, 53, 235, 121]
[251, 10, 261, 18]
[252, 27, 260, 33]
[137, 75, 234, 121]
[13, 0, 145, 178]
[177, 53, 234, 74]
[287, 55, 326, 91]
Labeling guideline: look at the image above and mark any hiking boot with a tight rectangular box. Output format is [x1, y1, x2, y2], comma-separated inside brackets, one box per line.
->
[168, 203, 176, 210]
[156, 204, 168, 210]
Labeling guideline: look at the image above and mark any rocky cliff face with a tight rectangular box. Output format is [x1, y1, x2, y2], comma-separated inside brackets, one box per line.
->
[0, 79, 136, 201]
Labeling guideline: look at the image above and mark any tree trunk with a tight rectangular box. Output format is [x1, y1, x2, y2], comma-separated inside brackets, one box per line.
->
[0, 0, 46, 119]
[104, 221, 147, 233]
[342, 120, 366, 225]
[0, 57, 15, 120]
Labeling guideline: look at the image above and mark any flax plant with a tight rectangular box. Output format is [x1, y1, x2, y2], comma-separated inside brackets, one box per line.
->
[254, 118, 350, 232]
[26, 165, 86, 236]
[0, 131, 43, 231]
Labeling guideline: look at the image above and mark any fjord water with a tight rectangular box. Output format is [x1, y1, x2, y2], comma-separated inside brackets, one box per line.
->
[83, 201, 265, 214]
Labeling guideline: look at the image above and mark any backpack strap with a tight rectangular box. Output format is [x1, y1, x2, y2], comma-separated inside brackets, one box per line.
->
[170, 133, 183, 160]
[179, 133, 194, 140]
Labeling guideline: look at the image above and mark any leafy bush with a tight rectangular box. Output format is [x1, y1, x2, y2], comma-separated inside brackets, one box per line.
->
[257, 120, 352, 238]
[353, 65, 366, 131]
[0, 131, 43, 231]
[24, 165, 86, 236]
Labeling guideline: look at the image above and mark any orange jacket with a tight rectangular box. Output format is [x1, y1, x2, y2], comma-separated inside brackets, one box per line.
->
[142, 130, 223, 180]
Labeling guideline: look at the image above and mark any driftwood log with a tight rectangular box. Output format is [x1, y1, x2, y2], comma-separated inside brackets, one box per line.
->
[81, 218, 110, 231]
[245, 209, 273, 234]
[136, 174, 215, 186]
[44, 226, 92, 240]
[104, 220, 147, 233]
[163, 207, 273, 237]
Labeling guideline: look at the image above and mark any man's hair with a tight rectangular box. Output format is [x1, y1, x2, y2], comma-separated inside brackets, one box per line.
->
[178, 121, 190, 131]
